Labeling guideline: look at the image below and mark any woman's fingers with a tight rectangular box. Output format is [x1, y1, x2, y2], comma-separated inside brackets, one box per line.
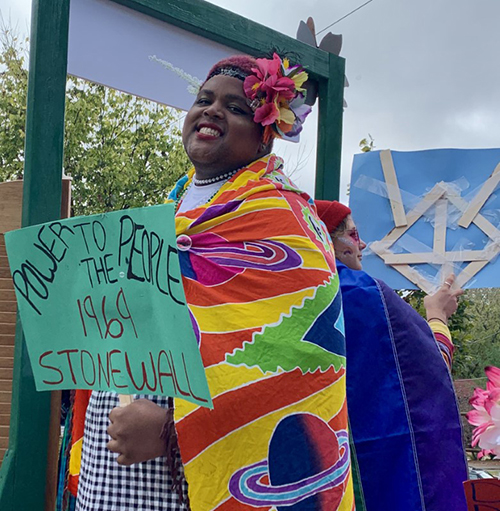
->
[108, 406, 122, 423]
[107, 438, 119, 452]
[443, 273, 455, 289]
[443, 274, 463, 298]
[446, 273, 456, 283]
[116, 453, 133, 466]
[107, 438, 133, 465]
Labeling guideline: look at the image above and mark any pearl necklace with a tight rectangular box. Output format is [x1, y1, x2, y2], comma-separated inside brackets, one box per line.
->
[193, 167, 240, 186]
[175, 181, 224, 212]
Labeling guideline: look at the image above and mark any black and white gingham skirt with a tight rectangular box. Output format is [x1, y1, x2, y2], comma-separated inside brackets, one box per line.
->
[76, 391, 189, 511]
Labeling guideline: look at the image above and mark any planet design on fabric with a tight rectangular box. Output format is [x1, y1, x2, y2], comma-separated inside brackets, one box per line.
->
[229, 413, 350, 509]
[178, 231, 302, 287]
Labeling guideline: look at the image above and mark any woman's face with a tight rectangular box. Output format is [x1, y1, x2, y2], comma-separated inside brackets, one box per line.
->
[182, 75, 266, 178]
[332, 215, 367, 270]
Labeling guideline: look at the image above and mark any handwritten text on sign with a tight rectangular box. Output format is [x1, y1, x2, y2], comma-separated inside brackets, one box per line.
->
[5, 203, 212, 408]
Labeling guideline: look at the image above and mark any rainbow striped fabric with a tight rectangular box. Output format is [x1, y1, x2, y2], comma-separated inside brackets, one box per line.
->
[169, 155, 354, 510]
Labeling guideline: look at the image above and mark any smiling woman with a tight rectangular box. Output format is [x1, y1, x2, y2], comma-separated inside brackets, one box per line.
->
[182, 74, 267, 180]
[315, 200, 367, 270]
[74, 53, 354, 511]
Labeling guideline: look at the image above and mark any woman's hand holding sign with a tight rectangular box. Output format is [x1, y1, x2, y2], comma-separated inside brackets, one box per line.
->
[107, 399, 167, 465]
[424, 273, 464, 323]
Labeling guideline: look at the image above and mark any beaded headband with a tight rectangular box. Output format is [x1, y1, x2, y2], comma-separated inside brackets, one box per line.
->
[206, 66, 249, 82]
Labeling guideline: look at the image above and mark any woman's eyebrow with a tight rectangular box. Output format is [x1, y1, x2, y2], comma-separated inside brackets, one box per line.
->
[197, 89, 214, 97]
[224, 94, 247, 104]
[196, 90, 250, 109]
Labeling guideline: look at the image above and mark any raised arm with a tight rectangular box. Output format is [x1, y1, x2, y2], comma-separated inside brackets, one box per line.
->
[424, 274, 464, 369]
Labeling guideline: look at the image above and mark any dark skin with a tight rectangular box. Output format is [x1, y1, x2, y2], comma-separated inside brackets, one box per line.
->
[182, 74, 270, 180]
[107, 399, 167, 465]
[107, 73, 270, 466]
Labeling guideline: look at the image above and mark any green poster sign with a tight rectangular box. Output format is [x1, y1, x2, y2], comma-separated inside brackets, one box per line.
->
[4, 203, 212, 409]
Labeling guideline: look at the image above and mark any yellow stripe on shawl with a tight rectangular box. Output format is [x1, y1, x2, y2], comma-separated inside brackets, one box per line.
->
[175, 364, 267, 420]
[218, 180, 277, 197]
[190, 287, 317, 333]
[217, 162, 283, 193]
[294, 246, 332, 271]
[176, 196, 290, 235]
[184, 375, 346, 510]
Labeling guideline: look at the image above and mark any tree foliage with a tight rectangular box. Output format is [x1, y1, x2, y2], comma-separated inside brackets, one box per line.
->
[459, 288, 500, 377]
[0, 23, 28, 180]
[402, 287, 500, 379]
[0, 21, 190, 215]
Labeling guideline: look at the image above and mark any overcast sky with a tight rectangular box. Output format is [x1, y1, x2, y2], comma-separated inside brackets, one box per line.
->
[2, 0, 500, 201]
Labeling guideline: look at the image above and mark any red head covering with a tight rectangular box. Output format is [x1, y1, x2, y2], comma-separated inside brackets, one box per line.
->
[203, 55, 257, 86]
[315, 200, 351, 234]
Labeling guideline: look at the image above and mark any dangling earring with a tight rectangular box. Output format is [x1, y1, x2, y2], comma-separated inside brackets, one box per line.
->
[260, 142, 267, 153]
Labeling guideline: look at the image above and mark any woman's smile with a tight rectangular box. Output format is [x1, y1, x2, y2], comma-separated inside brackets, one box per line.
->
[196, 122, 223, 140]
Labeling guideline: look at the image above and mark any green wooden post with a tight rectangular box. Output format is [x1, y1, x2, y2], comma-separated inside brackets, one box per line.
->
[315, 53, 346, 201]
[0, 0, 70, 508]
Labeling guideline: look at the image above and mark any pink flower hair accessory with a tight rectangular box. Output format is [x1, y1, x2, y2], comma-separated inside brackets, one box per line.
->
[466, 365, 500, 459]
[243, 53, 311, 143]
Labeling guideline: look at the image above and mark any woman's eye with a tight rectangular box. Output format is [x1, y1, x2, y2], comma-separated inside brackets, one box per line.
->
[196, 97, 210, 105]
[228, 105, 245, 114]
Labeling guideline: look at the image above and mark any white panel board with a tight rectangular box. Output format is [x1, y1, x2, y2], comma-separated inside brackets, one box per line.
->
[68, 0, 239, 110]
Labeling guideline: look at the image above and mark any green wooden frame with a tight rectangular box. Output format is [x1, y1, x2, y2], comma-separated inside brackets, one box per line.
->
[0, 0, 344, 508]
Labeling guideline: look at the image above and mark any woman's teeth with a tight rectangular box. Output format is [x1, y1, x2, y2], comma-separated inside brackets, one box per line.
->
[199, 127, 221, 137]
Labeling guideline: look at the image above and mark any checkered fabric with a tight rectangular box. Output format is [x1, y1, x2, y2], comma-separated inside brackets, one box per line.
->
[76, 392, 189, 511]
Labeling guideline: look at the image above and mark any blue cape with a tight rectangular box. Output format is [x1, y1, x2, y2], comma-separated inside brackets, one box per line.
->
[338, 262, 467, 511]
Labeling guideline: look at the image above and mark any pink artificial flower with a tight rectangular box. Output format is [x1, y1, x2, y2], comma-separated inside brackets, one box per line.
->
[243, 75, 261, 100]
[471, 420, 494, 446]
[466, 408, 491, 427]
[485, 388, 500, 415]
[253, 53, 281, 78]
[254, 101, 280, 126]
[466, 365, 500, 458]
[261, 75, 296, 102]
[470, 386, 489, 407]
[242, 52, 310, 141]
[244, 53, 282, 100]
[478, 448, 495, 458]
[244, 53, 295, 106]
[486, 365, 500, 387]
[477, 420, 500, 457]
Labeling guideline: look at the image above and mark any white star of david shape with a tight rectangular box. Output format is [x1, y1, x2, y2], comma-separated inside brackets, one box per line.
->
[369, 151, 500, 293]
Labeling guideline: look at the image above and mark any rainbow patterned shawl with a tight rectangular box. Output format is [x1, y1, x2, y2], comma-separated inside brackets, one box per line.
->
[169, 155, 354, 510]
